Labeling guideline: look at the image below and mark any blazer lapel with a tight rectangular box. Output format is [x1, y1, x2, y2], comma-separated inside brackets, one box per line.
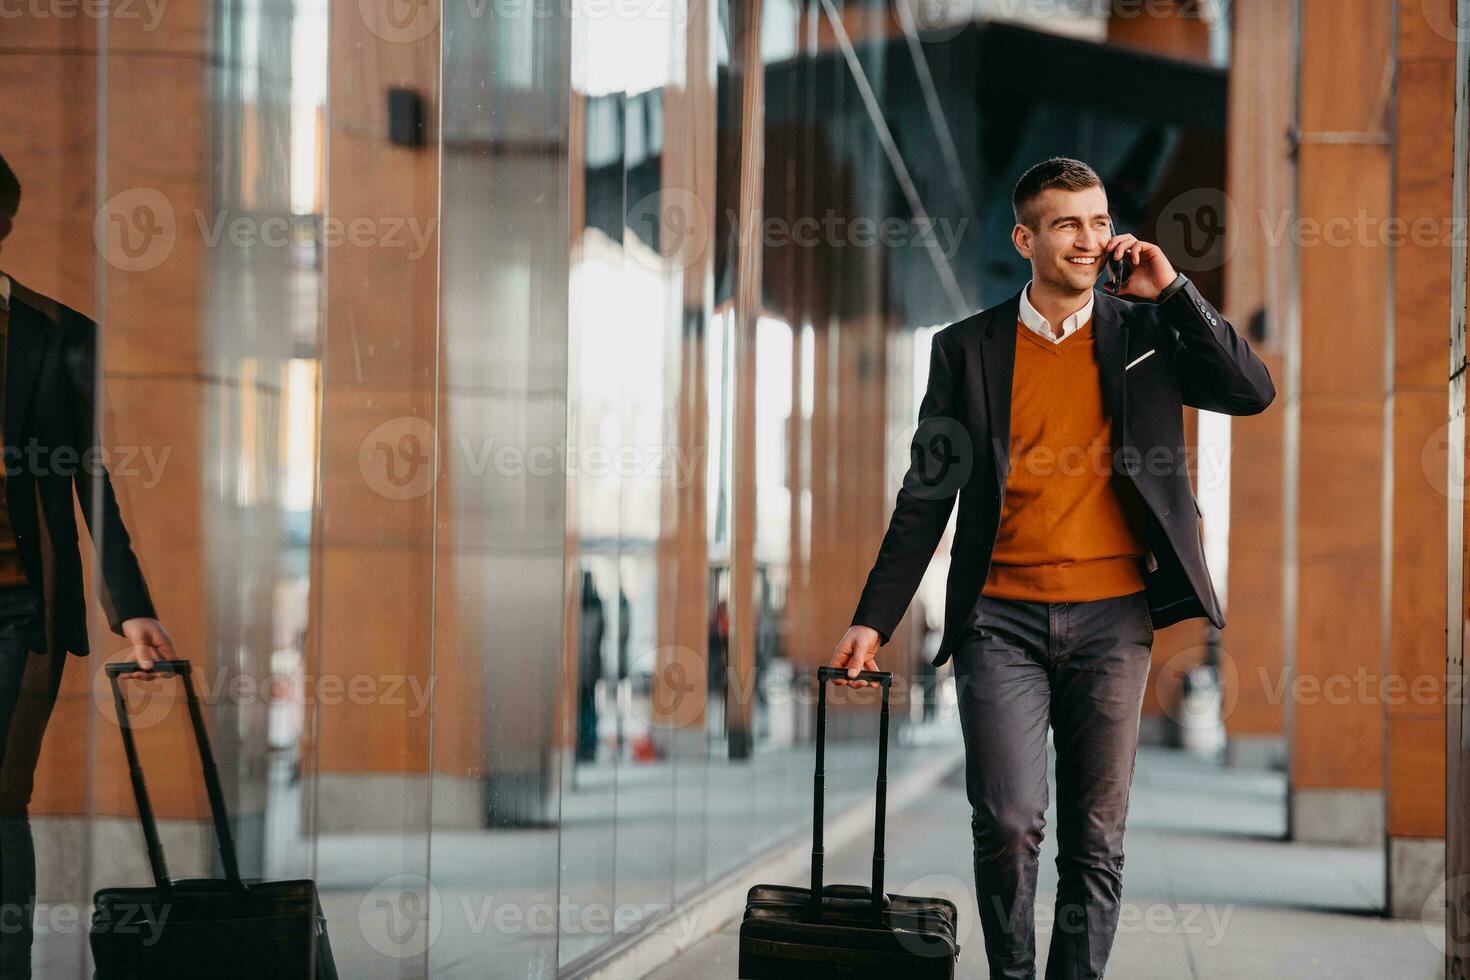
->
[979, 287, 1023, 484]
[1090, 290, 1128, 451]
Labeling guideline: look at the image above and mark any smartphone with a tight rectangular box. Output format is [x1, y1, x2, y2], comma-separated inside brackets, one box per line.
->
[1103, 217, 1134, 294]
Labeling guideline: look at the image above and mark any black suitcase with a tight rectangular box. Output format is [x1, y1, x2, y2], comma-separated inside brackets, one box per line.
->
[90, 660, 338, 979]
[738, 666, 961, 979]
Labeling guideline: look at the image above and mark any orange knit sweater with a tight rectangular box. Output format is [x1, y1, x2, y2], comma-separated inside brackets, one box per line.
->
[981, 317, 1150, 601]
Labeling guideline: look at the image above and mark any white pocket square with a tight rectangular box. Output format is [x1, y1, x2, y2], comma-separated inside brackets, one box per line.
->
[1125, 349, 1156, 371]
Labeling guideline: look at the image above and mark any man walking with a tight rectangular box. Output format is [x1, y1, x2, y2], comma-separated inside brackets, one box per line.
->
[829, 157, 1274, 979]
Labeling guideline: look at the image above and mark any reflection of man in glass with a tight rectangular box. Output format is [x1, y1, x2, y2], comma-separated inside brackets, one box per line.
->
[0, 151, 176, 977]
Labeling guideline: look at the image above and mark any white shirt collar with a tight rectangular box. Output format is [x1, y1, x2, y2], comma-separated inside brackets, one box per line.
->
[0, 274, 9, 311]
[1018, 280, 1093, 343]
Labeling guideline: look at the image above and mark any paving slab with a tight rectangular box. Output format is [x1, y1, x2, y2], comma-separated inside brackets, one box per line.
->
[647, 746, 1444, 980]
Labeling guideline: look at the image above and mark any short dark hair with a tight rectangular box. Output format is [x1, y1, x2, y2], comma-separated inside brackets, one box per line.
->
[1012, 157, 1103, 230]
[0, 152, 18, 217]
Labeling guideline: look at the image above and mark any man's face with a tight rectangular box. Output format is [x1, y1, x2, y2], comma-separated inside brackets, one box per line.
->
[1013, 185, 1111, 293]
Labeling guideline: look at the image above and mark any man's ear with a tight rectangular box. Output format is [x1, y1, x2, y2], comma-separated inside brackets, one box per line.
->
[1012, 223, 1031, 259]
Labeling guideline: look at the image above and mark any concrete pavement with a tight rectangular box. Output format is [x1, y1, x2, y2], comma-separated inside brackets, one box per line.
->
[646, 746, 1444, 979]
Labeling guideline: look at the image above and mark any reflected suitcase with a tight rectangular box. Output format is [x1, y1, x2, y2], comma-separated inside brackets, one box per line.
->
[90, 660, 338, 979]
[738, 667, 961, 979]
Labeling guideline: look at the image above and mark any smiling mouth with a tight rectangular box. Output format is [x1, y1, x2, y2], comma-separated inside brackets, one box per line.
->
[1067, 256, 1098, 266]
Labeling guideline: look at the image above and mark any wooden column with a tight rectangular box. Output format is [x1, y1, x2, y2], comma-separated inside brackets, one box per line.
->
[1384, 0, 1455, 918]
[727, 0, 765, 756]
[1215, 0, 1293, 768]
[308, 3, 442, 834]
[1287, 0, 1394, 845]
[651, 0, 717, 888]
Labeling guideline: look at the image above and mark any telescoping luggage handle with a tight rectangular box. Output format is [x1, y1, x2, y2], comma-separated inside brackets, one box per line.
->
[812, 666, 891, 929]
[105, 660, 246, 896]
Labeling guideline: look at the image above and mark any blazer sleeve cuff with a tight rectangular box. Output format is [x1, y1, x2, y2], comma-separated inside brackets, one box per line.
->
[1153, 272, 1190, 307]
[850, 614, 892, 647]
[104, 592, 158, 636]
[1157, 275, 1221, 339]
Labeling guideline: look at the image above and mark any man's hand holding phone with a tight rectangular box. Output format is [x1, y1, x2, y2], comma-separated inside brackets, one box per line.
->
[1102, 223, 1179, 302]
[829, 625, 883, 688]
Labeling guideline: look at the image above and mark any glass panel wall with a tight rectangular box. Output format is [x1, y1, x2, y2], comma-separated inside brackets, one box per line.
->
[1, 0, 1032, 976]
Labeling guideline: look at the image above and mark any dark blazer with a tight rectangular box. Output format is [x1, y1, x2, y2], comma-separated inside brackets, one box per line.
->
[4, 278, 156, 656]
[850, 276, 1275, 669]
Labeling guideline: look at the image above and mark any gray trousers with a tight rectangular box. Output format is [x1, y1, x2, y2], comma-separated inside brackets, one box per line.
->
[952, 588, 1153, 980]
